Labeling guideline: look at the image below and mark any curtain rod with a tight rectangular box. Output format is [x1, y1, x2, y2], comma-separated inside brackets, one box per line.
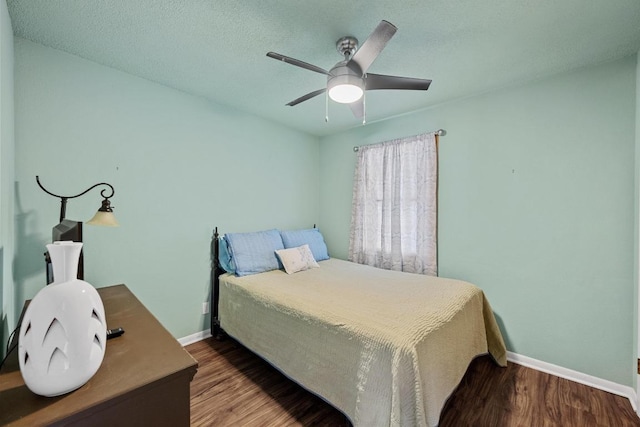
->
[353, 129, 447, 152]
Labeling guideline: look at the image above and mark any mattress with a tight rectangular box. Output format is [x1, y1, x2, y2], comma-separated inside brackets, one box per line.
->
[218, 258, 506, 427]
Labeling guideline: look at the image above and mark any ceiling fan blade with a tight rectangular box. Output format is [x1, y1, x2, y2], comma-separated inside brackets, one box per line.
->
[365, 73, 432, 91]
[286, 88, 326, 106]
[349, 99, 364, 119]
[267, 52, 332, 76]
[347, 20, 397, 75]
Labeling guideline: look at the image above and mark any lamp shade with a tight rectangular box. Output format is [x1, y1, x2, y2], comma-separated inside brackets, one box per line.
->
[86, 211, 118, 227]
[86, 199, 118, 227]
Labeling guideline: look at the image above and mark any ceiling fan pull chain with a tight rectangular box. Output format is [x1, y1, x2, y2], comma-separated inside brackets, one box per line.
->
[325, 90, 329, 122]
[362, 89, 366, 125]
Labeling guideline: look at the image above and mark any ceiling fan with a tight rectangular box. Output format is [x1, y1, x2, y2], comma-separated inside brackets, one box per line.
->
[267, 20, 432, 121]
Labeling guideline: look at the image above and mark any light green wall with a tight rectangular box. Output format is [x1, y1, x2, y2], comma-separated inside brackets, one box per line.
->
[13, 38, 320, 339]
[320, 56, 637, 386]
[0, 0, 15, 357]
[5, 26, 639, 389]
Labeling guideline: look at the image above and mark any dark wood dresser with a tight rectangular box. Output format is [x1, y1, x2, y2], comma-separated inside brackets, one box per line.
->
[0, 284, 198, 426]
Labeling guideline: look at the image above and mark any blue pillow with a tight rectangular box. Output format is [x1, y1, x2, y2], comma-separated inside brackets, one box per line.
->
[218, 236, 236, 274]
[280, 228, 329, 261]
[224, 229, 284, 276]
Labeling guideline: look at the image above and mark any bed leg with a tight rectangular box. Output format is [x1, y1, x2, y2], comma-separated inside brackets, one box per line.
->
[212, 319, 226, 341]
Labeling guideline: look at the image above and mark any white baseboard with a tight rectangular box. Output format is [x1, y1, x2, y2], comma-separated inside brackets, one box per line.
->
[507, 351, 638, 413]
[178, 329, 211, 347]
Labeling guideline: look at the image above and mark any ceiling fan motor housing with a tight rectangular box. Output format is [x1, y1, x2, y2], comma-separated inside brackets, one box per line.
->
[327, 62, 364, 103]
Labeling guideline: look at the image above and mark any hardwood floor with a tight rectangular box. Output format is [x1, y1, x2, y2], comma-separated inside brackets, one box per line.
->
[439, 357, 640, 427]
[188, 337, 349, 426]
[186, 338, 640, 426]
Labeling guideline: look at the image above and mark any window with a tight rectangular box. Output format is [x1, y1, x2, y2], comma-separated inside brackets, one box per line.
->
[348, 132, 438, 275]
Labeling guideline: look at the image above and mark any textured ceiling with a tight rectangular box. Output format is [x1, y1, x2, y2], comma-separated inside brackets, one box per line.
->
[7, 0, 640, 136]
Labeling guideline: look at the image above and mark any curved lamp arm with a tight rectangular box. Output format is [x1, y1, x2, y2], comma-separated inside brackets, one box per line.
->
[36, 176, 117, 225]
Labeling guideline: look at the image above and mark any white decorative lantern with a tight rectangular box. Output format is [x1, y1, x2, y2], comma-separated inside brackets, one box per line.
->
[18, 241, 107, 397]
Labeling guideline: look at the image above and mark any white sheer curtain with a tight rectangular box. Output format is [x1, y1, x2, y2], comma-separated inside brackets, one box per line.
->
[348, 132, 438, 275]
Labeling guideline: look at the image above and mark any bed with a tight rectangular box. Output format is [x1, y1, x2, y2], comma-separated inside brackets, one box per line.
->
[210, 227, 507, 427]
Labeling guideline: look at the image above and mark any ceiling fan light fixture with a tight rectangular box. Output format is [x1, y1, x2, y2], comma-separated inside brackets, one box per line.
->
[327, 74, 364, 104]
[268, 20, 431, 116]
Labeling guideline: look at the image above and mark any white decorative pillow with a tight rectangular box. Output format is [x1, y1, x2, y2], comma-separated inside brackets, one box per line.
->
[275, 244, 319, 274]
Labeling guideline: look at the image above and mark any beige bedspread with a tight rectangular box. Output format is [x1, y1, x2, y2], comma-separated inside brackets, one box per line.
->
[219, 258, 506, 427]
